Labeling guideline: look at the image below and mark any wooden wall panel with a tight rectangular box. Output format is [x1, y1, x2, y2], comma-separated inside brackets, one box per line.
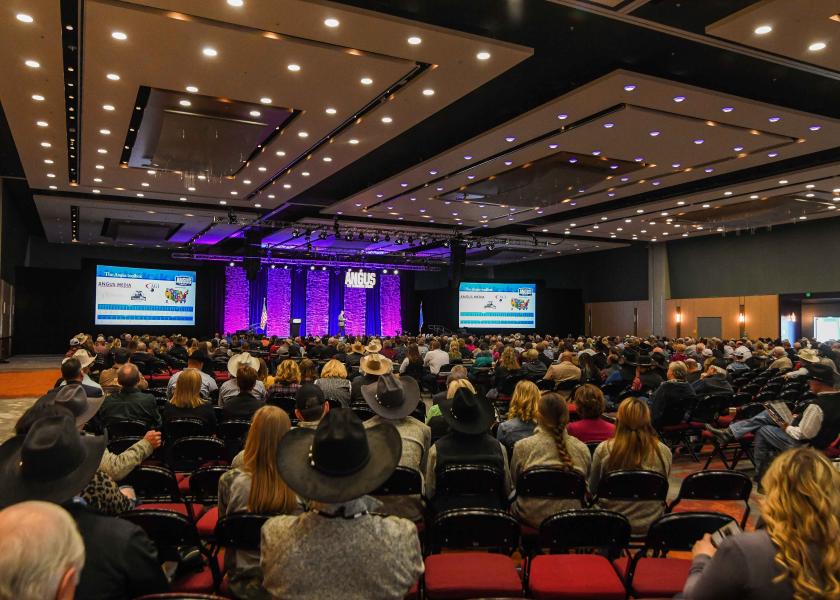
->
[664, 295, 779, 339]
[585, 300, 651, 337]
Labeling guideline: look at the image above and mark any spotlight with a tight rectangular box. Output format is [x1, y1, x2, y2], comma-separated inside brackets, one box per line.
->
[443, 239, 450, 247]
[395, 236, 403, 245]
[229, 261, 235, 267]
[384, 233, 391, 242]
[488, 243, 495, 250]
[292, 228, 300, 238]
[318, 230, 328, 240]
[382, 268, 388, 274]
[310, 265, 315, 270]
[270, 264, 276, 269]
[393, 269, 399, 274]
[407, 235, 414, 245]
[371, 233, 380, 243]
[344, 232, 353, 241]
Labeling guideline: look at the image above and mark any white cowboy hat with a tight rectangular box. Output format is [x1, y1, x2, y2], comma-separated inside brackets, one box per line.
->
[62, 349, 94, 370]
[227, 352, 260, 376]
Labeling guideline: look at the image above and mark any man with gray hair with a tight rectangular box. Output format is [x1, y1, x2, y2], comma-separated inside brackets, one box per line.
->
[0, 501, 85, 600]
[691, 364, 733, 396]
[649, 361, 696, 429]
[768, 346, 793, 371]
[97, 363, 161, 429]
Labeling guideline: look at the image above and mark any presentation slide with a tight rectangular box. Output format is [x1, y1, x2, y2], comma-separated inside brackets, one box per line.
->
[814, 316, 840, 342]
[95, 265, 197, 326]
[459, 282, 536, 329]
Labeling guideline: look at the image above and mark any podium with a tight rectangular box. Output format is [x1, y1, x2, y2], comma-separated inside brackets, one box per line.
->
[290, 318, 302, 338]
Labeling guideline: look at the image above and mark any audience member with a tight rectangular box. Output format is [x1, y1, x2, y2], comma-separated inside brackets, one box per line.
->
[261, 409, 422, 599]
[351, 352, 391, 404]
[166, 350, 218, 400]
[162, 368, 217, 432]
[496, 379, 539, 452]
[510, 391, 591, 528]
[269, 359, 302, 397]
[97, 364, 161, 430]
[294, 384, 330, 428]
[220, 353, 266, 405]
[57, 356, 104, 398]
[543, 351, 581, 385]
[494, 346, 522, 389]
[298, 358, 317, 385]
[222, 366, 265, 421]
[768, 346, 793, 371]
[99, 348, 148, 394]
[692, 364, 734, 396]
[521, 348, 548, 379]
[423, 340, 450, 377]
[219, 406, 299, 598]
[314, 359, 351, 407]
[0, 501, 85, 600]
[399, 343, 426, 381]
[589, 397, 672, 534]
[566, 384, 616, 443]
[650, 360, 696, 429]
[682, 448, 840, 599]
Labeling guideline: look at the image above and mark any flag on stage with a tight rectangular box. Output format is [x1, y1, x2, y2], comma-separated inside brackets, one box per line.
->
[260, 296, 268, 331]
[419, 300, 424, 333]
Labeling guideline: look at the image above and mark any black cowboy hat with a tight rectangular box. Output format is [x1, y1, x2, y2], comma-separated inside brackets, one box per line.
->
[362, 373, 422, 420]
[0, 414, 105, 507]
[276, 408, 401, 504]
[438, 386, 495, 435]
[806, 361, 840, 387]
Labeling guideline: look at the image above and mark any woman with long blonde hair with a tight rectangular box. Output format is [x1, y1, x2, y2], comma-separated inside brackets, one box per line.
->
[589, 396, 672, 534]
[218, 406, 299, 598]
[496, 379, 539, 451]
[683, 447, 840, 600]
[162, 368, 216, 430]
[511, 391, 591, 528]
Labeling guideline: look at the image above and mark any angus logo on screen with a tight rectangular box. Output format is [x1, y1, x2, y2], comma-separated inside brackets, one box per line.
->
[345, 271, 377, 289]
[175, 275, 193, 286]
[518, 287, 533, 296]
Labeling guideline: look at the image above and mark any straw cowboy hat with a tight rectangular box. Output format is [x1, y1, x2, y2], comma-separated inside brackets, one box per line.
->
[359, 353, 392, 376]
[227, 352, 260, 376]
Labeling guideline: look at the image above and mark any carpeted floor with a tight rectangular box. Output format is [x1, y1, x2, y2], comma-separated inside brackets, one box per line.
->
[0, 368, 61, 398]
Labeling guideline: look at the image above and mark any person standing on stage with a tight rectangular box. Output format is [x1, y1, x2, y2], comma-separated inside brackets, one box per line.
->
[338, 309, 346, 337]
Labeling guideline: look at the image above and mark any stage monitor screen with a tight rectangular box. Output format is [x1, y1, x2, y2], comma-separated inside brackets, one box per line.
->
[459, 282, 536, 329]
[95, 265, 197, 326]
[814, 316, 840, 342]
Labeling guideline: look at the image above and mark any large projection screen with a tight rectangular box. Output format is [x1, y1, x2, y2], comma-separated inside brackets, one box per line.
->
[458, 282, 536, 329]
[95, 265, 197, 326]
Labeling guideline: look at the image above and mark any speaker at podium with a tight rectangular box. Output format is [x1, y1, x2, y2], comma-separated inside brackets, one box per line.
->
[290, 318, 302, 338]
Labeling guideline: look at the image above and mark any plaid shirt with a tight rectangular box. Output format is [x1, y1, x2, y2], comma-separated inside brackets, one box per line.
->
[269, 382, 300, 397]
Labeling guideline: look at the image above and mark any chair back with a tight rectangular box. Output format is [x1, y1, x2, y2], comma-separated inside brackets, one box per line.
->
[596, 470, 668, 503]
[168, 436, 227, 472]
[350, 402, 376, 421]
[107, 419, 149, 438]
[214, 512, 272, 551]
[372, 466, 423, 496]
[537, 509, 630, 557]
[437, 463, 506, 501]
[217, 419, 251, 458]
[516, 467, 586, 504]
[266, 394, 296, 418]
[188, 465, 230, 504]
[688, 395, 722, 424]
[644, 512, 735, 556]
[669, 470, 751, 527]
[167, 418, 210, 441]
[499, 373, 525, 396]
[536, 379, 555, 391]
[107, 436, 141, 454]
[123, 465, 181, 503]
[429, 508, 520, 555]
[120, 510, 201, 563]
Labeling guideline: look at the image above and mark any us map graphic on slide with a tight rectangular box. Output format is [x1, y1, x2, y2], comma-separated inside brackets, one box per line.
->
[458, 282, 536, 329]
[95, 265, 197, 325]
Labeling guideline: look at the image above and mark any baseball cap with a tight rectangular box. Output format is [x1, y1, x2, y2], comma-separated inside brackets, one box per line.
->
[295, 384, 326, 412]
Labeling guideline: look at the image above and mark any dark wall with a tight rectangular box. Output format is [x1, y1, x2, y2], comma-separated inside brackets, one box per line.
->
[668, 218, 840, 298]
[493, 245, 649, 302]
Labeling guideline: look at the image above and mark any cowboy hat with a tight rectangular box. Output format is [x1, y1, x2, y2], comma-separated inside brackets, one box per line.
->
[0, 414, 105, 507]
[797, 348, 820, 364]
[62, 349, 94, 370]
[805, 361, 840, 386]
[227, 352, 260, 376]
[365, 339, 383, 354]
[438, 386, 494, 435]
[52, 384, 104, 428]
[359, 353, 392, 376]
[350, 341, 365, 354]
[276, 408, 401, 504]
[362, 373, 421, 420]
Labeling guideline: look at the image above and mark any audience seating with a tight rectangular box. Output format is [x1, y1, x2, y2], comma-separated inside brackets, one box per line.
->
[350, 402, 377, 422]
[432, 463, 509, 513]
[216, 419, 250, 460]
[167, 418, 213, 441]
[527, 509, 630, 600]
[424, 508, 523, 599]
[373, 465, 424, 496]
[121, 509, 219, 593]
[613, 512, 735, 598]
[667, 470, 752, 528]
[125, 465, 192, 518]
[107, 419, 149, 438]
[107, 436, 142, 454]
[592, 470, 668, 507]
[168, 436, 228, 473]
[266, 393, 296, 419]
[514, 468, 587, 540]
[188, 466, 230, 538]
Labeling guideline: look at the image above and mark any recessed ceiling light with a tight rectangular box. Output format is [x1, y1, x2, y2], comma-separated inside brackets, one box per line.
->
[323, 157, 332, 162]
[202, 47, 218, 57]
[187, 186, 196, 191]
[733, 146, 744, 152]
[92, 189, 101, 194]
[46, 173, 55, 178]
[179, 99, 191, 107]
[287, 63, 301, 72]
[636, 209, 644, 213]
[111, 31, 127, 41]
[258, 166, 267, 172]
[24, 59, 40, 68]
[649, 130, 660, 136]
[106, 73, 121, 82]
[360, 77, 373, 85]
[768, 152, 779, 158]
[243, 179, 251, 184]
[102, 104, 115, 111]
[779, 179, 788, 184]
[93, 177, 102, 182]
[297, 131, 308, 138]
[95, 164, 104, 170]
[283, 183, 291, 189]
[810, 125, 822, 131]
[724, 191, 733, 196]
[220, 200, 227, 205]
[673, 96, 686, 102]
[140, 182, 149, 187]
[693, 139, 704, 144]
[407, 36, 422, 45]
[721, 106, 734, 113]
[44, 158, 54, 164]
[476, 51, 491, 60]
[254, 203, 262, 208]
[197, 174, 206, 180]
[381, 116, 393, 124]
[249, 110, 261, 117]
[808, 41, 827, 52]
[48, 185, 57, 190]
[504, 160, 513, 166]
[603, 122, 614, 128]
[348, 139, 359, 145]
[768, 116, 781, 123]
[301, 171, 310, 177]
[324, 17, 340, 27]
[97, 148, 107, 154]
[422, 88, 435, 96]
[16, 13, 34, 23]
[186, 85, 199, 93]
[230, 191, 238, 195]
[267, 194, 275, 199]
[754, 24, 773, 35]
[623, 84, 636, 91]
[325, 107, 337, 115]
[36, 120, 48, 127]
[31, 94, 45, 101]
[671, 162, 681, 168]
[799, 215, 808, 220]
[276, 150, 286, 156]
[40, 142, 51, 148]
[259, 97, 272, 105]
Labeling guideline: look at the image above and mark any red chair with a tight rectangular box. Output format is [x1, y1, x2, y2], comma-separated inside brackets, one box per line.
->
[613, 512, 735, 598]
[513, 467, 587, 541]
[667, 470, 752, 528]
[424, 508, 523, 599]
[527, 509, 630, 600]
[124, 465, 192, 518]
[188, 466, 231, 538]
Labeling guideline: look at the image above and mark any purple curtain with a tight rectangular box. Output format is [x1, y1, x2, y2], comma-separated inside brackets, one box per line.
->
[224, 266, 249, 334]
[328, 269, 345, 336]
[266, 267, 291, 337]
[380, 273, 402, 336]
[306, 269, 330, 336]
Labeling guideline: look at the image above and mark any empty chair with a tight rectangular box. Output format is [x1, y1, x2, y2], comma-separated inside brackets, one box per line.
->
[528, 509, 631, 600]
[216, 419, 250, 459]
[266, 393, 295, 419]
[108, 436, 142, 454]
[166, 418, 212, 442]
[168, 436, 227, 473]
[424, 508, 523, 600]
[614, 512, 736, 598]
[188, 466, 231, 538]
[667, 470, 752, 528]
[107, 419, 149, 438]
[124, 465, 189, 516]
[432, 463, 508, 513]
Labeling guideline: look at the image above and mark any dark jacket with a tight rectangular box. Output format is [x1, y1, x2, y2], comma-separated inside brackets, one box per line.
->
[98, 388, 161, 429]
[167, 345, 189, 363]
[221, 392, 265, 421]
[66, 502, 169, 600]
[351, 374, 379, 404]
[162, 402, 217, 432]
[692, 375, 734, 396]
[650, 380, 696, 429]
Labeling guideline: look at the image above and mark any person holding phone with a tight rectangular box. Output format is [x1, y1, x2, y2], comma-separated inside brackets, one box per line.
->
[681, 447, 840, 600]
